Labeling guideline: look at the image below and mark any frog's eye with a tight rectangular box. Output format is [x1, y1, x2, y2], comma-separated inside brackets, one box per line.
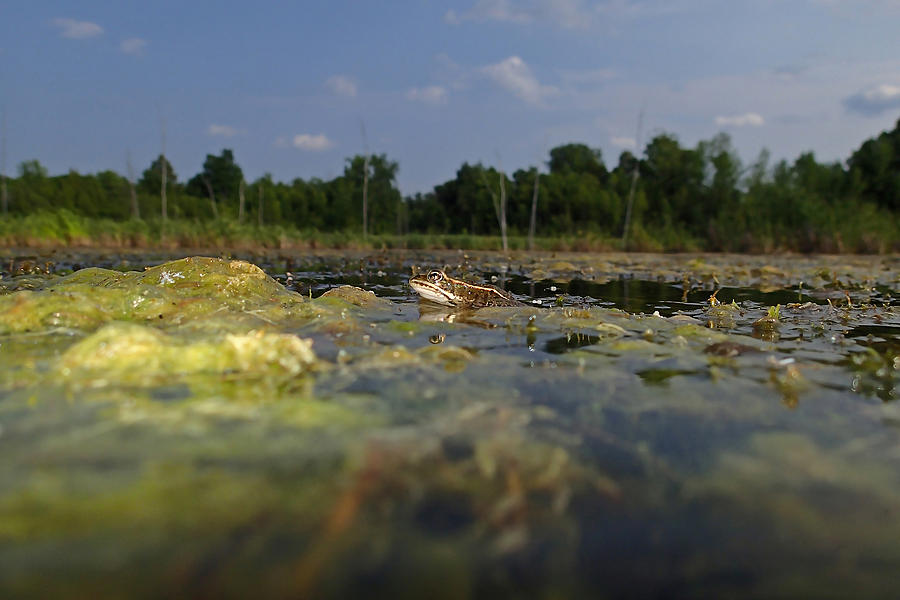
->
[427, 270, 443, 283]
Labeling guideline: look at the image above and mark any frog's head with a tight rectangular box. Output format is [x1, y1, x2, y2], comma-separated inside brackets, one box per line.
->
[409, 269, 458, 306]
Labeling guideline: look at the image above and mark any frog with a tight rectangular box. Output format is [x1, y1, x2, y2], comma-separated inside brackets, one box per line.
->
[409, 269, 524, 308]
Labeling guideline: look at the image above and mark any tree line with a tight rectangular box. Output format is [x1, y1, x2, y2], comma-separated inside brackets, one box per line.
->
[2, 118, 899, 252]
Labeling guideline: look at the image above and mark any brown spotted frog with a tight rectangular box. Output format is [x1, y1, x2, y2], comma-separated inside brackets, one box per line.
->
[409, 269, 524, 308]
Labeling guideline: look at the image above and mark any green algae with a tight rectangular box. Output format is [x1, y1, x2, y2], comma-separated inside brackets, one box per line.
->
[0, 257, 328, 401]
[55, 323, 316, 386]
[319, 284, 393, 308]
[0, 257, 318, 336]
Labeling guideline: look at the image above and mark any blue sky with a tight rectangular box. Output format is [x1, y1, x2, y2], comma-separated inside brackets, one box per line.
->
[2, 0, 900, 194]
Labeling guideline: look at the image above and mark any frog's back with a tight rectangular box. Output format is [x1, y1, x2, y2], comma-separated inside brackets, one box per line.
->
[455, 282, 523, 308]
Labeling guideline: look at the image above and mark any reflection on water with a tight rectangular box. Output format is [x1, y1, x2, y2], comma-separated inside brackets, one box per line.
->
[0, 249, 898, 597]
[543, 332, 603, 354]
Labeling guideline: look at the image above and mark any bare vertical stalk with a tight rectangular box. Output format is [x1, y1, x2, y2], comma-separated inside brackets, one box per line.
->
[203, 176, 219, 219]
[258, 180, 264, 227]
[238, 179, 245, 223]
[479, 162, 508, 252]
[362, 156, 370, 237]
[498, 169, 508, 252]
[126, 150, 140, 219]
[159, 110, 168, 222]
[480, 168, 501, 234]
[528, 167, 539, 251]
[622, 108, 644, 250]
[360, 120, 370, 238]
[1, 106, 7, 215]
[496, 153, 508, 252]
[160, 157, 168, 220]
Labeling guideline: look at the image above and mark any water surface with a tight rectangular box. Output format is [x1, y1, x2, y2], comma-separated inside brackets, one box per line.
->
[0, 249, 898, 598]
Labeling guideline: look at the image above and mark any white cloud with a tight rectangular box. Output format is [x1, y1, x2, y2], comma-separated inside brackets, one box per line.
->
[53, 18, 103, 39]
[610, 136, 637, 149]
[293, 133, 334, 151]
[406, 86, 448, 105]
[773, 64, 807, 81]
[811, 0, 900, 11]
[560, 68, 616, 87]
[714, 112, 765, 127]
[445, 0, 532, 25]
[843, 84, 900, 116]
[325, 75, 357, 98]
[207, 124, 238, 137]
[434, 53, 471, 91]
[120, 38, 147, 55]
[541, 0, 595, 28]
[481, 56, 558, 106]
[592, 0, 690, 20]
[446, 0, 685, 29]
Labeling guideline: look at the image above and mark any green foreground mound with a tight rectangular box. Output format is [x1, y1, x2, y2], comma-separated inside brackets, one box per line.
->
[0, 256, 309, 333]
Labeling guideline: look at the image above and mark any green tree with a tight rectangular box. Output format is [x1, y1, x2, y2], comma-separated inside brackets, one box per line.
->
[18, 159, 48, 179]
[96, 169, 131, 220]
[186, 149, 244, 217]
[138, 155, 177, 194]
[847, 118, 900, 211]
[407, 191, 446, 233]
[10, 160, 53, 212]
[792, 152, 845, 203]
[510, 168, 543, 235]
[697, 133, 742, 245]
[641, 133, 706, 234]
[547, 143, 608, 181]
[56, 169, 109, 217]
[342, 154, 401, 234]
[434, 163, 504, 235]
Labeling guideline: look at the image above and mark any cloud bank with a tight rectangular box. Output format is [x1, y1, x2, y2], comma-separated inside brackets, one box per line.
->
[445, 0, 533, 25]
[610, 136, 637, 149]
[406, 86, 448, 105]
[120, 38, 147, 55]
[326, 75, 357, 98]
[293, 133, 334, 151]
[714, 112, 765, 127]
[207, 124, 238, 137]
[482, 56, 558, 106]
[843, 84, 900, 116]
[53, 18, 103, 39]
[445, 0, 684, 30]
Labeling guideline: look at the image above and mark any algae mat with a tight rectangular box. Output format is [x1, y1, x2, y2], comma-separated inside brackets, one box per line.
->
[0, 252, 898, 598]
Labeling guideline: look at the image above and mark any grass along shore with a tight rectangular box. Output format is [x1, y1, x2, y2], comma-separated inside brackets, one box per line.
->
[1, 209, 897, 254]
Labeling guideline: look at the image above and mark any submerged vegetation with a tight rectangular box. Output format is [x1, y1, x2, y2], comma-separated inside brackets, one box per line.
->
[0, 251, 898, 596]
[3, 119, 900, 252]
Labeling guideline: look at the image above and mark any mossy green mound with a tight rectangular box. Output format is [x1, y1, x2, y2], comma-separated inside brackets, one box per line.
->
[0, 257, 311, 334]
[56, 323, 316, 386]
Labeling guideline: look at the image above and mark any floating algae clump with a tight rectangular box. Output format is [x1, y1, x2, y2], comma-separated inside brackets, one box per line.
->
[55, 323, 316, 386]
[319, 284, 393, 308]
[0, 257, 310, 334]
[0, 257, 322, 392]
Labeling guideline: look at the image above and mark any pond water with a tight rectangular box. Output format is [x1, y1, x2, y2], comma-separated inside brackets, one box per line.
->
[0, 249, 898, 598]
